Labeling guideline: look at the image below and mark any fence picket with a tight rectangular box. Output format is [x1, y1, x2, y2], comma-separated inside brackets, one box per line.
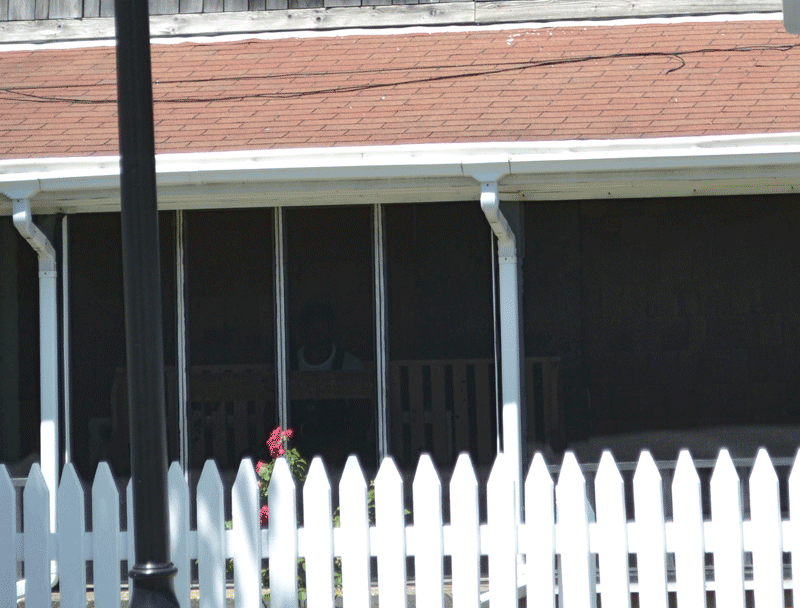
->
[788, 449, 800, 608]
[58, 464, 86, 608]
[556, 453, 595, 608]
[268, 458, 298, 608]
[339, 455, 371, 608]
[633, 451, 667, 608]
[169, 462, 191, 608]
[523, 453, 555, 608]
[0, 466, 15, 608]
[449, 453, 480, 608]
[303, 458, 334, 608]
[232, 458, 262, 608]
[595, 451, 630, 608]
[749, 448, 784, 608]
[10, 449, 800, 608]
[672, 450, 706, 608]
[375, 457, 406, 608]
[23, 464, 50, 608]
[197, 460, 226, 608]
[709, 449, 744, 608]
[413, 454, 444, 608]
[487, 452, 518, 608]
[93, 462, 121, 608]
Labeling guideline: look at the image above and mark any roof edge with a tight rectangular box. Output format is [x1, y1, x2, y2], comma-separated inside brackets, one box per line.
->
[2, 132, 800, 207]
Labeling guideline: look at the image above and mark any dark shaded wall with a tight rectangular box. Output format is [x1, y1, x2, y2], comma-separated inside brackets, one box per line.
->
[523, 201, 586, 445]
[524, 195, 800, 446]
[0, 218, 40, 469]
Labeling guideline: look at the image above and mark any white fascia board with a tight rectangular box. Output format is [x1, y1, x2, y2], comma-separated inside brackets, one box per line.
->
[2, 132, 800, 211]
[508, 143, 800, 173]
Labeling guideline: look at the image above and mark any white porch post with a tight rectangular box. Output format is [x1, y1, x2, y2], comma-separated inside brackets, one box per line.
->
[477, 176, 523, 517]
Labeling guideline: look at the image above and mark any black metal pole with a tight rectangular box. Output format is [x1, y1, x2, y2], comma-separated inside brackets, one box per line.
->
[113, 2, 179, 608]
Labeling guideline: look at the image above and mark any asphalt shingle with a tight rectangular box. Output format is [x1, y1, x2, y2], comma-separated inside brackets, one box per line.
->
[1, 18, 800, 159]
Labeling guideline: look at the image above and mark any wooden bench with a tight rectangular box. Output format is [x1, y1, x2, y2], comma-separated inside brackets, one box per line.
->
[111, 357, 559, 471]
[389, 357, 560, 467]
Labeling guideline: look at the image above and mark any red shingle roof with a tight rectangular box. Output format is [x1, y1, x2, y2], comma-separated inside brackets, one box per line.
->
[1, 18, 799, 159]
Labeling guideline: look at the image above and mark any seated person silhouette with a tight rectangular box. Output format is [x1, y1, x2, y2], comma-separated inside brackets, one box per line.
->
[290, 302, 370, 468]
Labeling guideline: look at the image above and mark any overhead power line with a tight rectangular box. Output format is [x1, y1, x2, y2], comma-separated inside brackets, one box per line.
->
[0, 42, 798, 104]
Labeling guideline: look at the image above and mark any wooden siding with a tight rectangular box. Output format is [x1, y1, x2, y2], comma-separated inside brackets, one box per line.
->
[0, 0, 782, 24]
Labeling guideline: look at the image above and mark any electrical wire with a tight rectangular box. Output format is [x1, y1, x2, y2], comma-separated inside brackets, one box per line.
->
[0, 41, 797, 104]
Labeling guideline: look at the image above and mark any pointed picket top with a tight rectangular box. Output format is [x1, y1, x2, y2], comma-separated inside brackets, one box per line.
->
[0, 465, 15, 608]
[450, 452, 480, 608]
[556, 452, 595, 608]
[523, 452, 555, 608]
[197, 459, 226, 608]
[749, 448, 784, 608]
[340, 455, 371, 608]
[412, 454, 442, 529]
[306, 456, 332, 493]
[709, 449, 744, 608]
[24, 464, 51, 608]
[304, 457, 335, 608]
[374, 457, 406, 608]
[169, 461, 190, 608]
[269, 457, 299, 608]
[487, 452, 519, 608]
[633, 451, 668, 608]
[232, 458, 262, 608]
[413, 454, 444, 608]
[58, 463, 87, 608]
[789, 448, 800, 608]
[93, 462, 121, 608]
[341, 454, 368, 493]
[595, 451, 630, 608]
[671, 450, 705, 608]
[375, 454, 403, 491]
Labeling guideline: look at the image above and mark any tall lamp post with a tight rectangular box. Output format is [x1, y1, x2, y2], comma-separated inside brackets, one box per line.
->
[113, 1, 180, 607]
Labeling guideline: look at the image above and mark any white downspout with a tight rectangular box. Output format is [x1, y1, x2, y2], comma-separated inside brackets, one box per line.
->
[10, 194, 59, 591]
[478, 179, 523, 519]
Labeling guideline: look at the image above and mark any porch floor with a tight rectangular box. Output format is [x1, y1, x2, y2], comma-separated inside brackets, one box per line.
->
[540, 423, 800, 465]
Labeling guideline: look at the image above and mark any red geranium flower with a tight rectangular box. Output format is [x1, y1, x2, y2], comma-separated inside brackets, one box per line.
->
[266, 426, 294, 459]
[260, 505, 269, 525]
[266, 427, 284, 459]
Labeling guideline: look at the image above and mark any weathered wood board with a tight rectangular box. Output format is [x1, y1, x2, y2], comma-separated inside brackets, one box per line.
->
[0, 0, 781, 27]
[0, 0, 781, 30]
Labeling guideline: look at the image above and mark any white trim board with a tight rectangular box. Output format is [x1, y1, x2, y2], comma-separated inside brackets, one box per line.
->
[1, 133, 800, 212]
[0, 6, 784, 48]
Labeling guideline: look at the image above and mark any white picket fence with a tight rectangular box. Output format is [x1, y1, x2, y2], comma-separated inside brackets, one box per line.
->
[2, 447, 800, 608]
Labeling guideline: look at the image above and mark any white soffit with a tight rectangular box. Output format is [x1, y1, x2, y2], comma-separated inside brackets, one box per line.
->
[1, 132, 800, 213]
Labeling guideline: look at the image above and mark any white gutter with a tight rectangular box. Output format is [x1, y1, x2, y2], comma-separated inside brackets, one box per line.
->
[8, 192, 59, 596]
[3, 134, 800, 212]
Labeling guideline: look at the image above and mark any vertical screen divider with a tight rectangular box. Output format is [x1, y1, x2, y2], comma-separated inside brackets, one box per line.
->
[62, 216, 71, 465]
[373, 203, 389, 461]
[175, 209, 189, 474]
[274, 206, 288, 428]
